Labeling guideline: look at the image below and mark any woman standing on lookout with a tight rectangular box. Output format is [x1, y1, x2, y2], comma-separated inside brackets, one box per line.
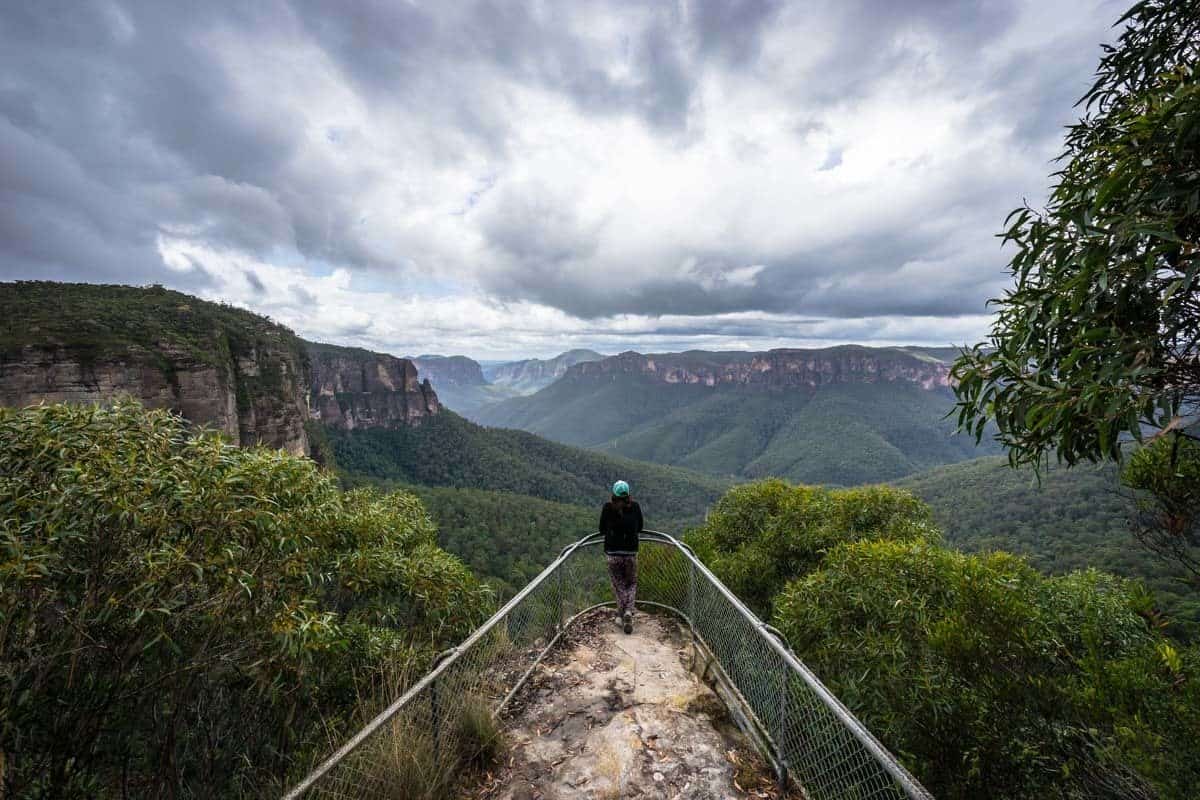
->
[601, 480, 643, 634]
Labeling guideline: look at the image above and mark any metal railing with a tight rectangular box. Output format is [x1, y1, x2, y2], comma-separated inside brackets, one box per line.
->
[283, 530, 933, 800]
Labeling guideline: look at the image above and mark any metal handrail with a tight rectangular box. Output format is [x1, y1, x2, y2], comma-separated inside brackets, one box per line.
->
[282, 529, 934, 800]
[281, 533, 590, 800]
[649, 530, 933, 800]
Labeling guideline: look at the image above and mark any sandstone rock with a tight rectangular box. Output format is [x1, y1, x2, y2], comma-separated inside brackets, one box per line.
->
[565, 346, 953, 391]
[307, 343, 440, 430]
[0, 338, 311, 455]
[491, 613, 780, 800]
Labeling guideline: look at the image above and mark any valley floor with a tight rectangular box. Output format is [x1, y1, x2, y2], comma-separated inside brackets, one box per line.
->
[469, 610, 789, 800]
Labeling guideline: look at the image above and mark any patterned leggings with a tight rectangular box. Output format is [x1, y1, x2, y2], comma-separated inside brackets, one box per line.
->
[606, 554, 638, 615]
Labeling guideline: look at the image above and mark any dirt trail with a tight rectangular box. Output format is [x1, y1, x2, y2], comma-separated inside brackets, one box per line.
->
[474, 610, 784, 800]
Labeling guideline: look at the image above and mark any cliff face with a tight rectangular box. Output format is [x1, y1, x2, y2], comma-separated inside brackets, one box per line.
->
[0, 282, 441, 455]
[0, 337, 311, 454]
[565, 347, 953, 391]
[410, 355, 486, 387]
[307, 343, 439, 430]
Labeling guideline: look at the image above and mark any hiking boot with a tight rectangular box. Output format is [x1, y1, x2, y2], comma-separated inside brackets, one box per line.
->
[622, 610, 633, 635]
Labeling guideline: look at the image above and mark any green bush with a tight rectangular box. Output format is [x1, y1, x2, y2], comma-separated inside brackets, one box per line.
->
[0, 401, 492, 798]
[776, 540, 1200, 800]
[685, 480, 939, 613]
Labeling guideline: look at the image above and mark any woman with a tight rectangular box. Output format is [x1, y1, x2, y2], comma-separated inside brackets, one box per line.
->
[600, 479, 643, 634]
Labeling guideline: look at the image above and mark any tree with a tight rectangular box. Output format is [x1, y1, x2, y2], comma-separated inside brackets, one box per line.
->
[0, 401, 491, 798]
[952, 0, 1200, 468]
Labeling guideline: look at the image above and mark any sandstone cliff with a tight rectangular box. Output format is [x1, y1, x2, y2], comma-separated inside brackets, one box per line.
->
[0, 282, 443, 455]
[0, 283, 312, 454]
[410, 354, 487, 386]
[565, 346, 952, 391]
[307, 343, 440, 430]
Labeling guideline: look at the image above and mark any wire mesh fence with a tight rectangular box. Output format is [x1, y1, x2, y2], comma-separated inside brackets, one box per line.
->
[282, 531, 933, 800]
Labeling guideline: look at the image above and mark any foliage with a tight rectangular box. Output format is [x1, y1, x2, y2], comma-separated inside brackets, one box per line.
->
[342, 478, 598, 597]
[341, 667, 503, 800]
[897, 455, 1200, 639]
[325, 411, 728, 529]
[776, 540, 1200, 800]
[0, 401, 491, 799]
[952, 1, 1200, 468]
[1122, 433, 1200, 588]
[684, 480, 939, 614]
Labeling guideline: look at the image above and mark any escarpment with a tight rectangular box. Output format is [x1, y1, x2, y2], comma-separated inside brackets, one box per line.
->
[307, 343, 439, 430]
[0, 283, 312, 454]
[565, 345, 953, 390]
[0, 282, 439, 454]
[410, 354, 487, 386]
[486, 349, 605, 393]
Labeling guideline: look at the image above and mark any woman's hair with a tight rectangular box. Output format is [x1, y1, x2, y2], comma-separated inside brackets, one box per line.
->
[611, 493, 634, 508]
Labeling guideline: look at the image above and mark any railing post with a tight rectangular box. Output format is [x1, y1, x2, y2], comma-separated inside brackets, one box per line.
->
[687, 560, 698, 661]
[776, 670, 789, 793]
[430, 676, 441, 766]
[557, 558, 566, 631]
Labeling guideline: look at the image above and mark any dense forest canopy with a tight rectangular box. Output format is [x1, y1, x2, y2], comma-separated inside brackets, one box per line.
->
[327, 410, 729, 529]
[897, 455, 1200, 639]
[0, 281, 306, 383]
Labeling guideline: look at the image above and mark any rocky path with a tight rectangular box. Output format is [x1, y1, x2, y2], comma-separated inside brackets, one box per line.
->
[471, 610, 789, 800]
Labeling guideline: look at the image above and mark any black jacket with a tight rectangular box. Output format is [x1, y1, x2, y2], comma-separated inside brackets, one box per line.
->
[600, 499, 643, 554]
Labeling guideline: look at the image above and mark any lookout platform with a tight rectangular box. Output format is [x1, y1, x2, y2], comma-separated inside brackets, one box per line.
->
[283, 532, 931, 800]
[472, 609, 790, 800]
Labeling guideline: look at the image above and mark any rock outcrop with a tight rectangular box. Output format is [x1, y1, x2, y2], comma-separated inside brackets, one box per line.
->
[491, 610, 784, 799]
[0, 284, 312, 455]
[0, 282, 443, 455]
[565, 346, 953, 391]
[0, 343, 312, 453]
[307, 343, 439, 430]
[410, 354, 487, 386]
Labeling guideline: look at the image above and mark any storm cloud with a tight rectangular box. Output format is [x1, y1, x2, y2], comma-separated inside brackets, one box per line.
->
[0, 0, 1123, 358]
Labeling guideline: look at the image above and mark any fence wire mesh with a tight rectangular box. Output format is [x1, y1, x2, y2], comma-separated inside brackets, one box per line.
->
[283, 531, 933, 800]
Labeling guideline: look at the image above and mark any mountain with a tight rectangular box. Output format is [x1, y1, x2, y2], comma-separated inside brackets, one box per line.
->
[0, 281, 315, 453]
[896, 455, 1200, 639]
[0, 282, 443, 456]
[410, 353, 520, 417]
[484, 349, 605, 394]
[476, 345, 998, 485]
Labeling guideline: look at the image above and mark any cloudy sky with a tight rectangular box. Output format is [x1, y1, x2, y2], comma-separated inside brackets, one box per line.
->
[2, 0, 1123, 359]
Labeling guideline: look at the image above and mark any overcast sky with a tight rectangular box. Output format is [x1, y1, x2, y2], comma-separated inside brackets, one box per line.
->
[1, 0, 1123, 360]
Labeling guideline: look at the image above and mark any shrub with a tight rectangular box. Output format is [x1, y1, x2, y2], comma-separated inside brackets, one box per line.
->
[685, 479, 939, 613]
[775, 540, 1200, 800]
[0, 401, 492, 798]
